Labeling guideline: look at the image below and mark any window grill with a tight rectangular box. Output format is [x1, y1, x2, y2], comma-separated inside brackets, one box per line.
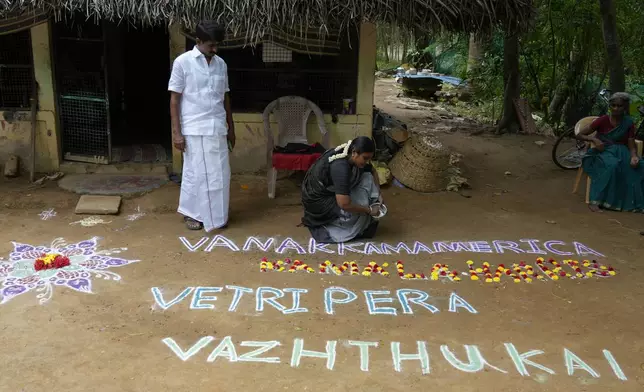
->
[0, 30, 34, 110]
[262, 42, 292, 63]
[53, 20, 110, 161]
[185, 28, 359, 113]
[58, 73, 109, 158]
[228, 69, 357, 113]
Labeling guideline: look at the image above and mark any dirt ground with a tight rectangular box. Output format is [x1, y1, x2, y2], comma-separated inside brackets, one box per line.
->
[1, 79, 643, 391]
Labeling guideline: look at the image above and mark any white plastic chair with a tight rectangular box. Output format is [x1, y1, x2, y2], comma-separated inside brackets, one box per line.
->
[263, 96, 329, 198]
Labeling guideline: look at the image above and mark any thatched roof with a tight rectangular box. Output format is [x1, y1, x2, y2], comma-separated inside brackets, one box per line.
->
[1, 1, 533, 41]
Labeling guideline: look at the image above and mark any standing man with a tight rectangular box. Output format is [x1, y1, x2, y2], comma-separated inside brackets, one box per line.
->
[168, 21, 236, 231]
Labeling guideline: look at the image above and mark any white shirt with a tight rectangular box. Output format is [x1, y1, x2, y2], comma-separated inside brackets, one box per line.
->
[168, 46, 230, 136]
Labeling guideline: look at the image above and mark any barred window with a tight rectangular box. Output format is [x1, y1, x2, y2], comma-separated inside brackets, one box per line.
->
[185, 29, 359, 114]
[0, 30, 35, 109]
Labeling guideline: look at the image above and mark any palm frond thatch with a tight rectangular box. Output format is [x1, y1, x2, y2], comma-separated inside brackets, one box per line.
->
[0, 0, 534, 43]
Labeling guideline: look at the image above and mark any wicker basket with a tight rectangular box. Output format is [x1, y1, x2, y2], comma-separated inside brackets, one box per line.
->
[389, 135, 450, 192]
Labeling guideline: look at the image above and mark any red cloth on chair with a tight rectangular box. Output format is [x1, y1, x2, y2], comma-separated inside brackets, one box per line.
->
[272, 152, 322, 170]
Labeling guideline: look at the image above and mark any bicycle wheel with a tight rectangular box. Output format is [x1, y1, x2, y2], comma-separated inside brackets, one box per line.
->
[552, 127, 587, 170]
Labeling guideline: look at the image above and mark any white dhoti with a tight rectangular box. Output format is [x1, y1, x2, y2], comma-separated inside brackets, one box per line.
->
[178, 135, 231, 232]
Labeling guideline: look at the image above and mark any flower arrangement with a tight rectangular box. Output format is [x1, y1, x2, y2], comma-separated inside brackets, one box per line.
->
[34, 253, 70, 271]
[429, 263, 461, 281]
[319, 260, 361, 275]
[567, 259, 615, 277]
[467, 260, 508, 281]
[361, 261, 389, 277]
[1, 237, 137, 305]
[465, 258, 617, 283]
[320, 260, 347, 275]
[259, 257, 615, 282]
[288, 260, 314, 273]
[535, 258, 567, 280]
[506, 262, 543, 283]
[259, 258, 315, 273]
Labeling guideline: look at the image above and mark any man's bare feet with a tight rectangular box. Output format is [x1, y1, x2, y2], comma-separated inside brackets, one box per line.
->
[588, 204, 603, 213]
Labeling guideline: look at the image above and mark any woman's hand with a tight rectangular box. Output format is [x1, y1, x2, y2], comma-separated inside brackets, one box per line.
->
[593, 138, 605, 152]
[369, 204, 381, 217]
[630, 156, 640, 168]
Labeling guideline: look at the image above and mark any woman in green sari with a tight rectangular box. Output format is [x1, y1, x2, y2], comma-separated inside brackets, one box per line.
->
[577, 92, 644, 212]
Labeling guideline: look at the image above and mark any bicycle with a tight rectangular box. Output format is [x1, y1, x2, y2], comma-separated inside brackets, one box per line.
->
[551, 89, 644, 170]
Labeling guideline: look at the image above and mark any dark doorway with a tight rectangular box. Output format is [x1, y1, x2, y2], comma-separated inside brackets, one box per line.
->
[105, 22, 171, 163]
[53, 16, 171, 164]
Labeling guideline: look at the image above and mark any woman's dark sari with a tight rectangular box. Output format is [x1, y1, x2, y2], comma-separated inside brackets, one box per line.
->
[300, 148, 364, 228]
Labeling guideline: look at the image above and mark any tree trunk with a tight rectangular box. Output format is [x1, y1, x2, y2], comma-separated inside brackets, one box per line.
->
[522, 50, 542, 108]
[402, 32, 409, 63]
[496, 34, 521, 134]
[599, 0, 625, 92]
[548, 31, 591, 125]
[467, 33, 485, 74]
[414, 28, 429, 52]
[383, 40, 389, 63]
[411, 28, 432, 69]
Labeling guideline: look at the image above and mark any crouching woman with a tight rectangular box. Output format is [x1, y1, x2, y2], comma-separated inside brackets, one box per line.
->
[301, 136, 383, 243]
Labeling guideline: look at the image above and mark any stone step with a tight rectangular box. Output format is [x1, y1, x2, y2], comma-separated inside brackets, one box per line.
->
[59, 174, 169, 196]
[60, 161, 169, 175]
[75, 195, 122, 215]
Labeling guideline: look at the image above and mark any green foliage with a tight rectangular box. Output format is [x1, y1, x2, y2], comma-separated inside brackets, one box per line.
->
[405, 46, 433, 70]
[423, 35, 469, 77]
[376, 60, 400, 72]
[375, 0, 644, 128]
